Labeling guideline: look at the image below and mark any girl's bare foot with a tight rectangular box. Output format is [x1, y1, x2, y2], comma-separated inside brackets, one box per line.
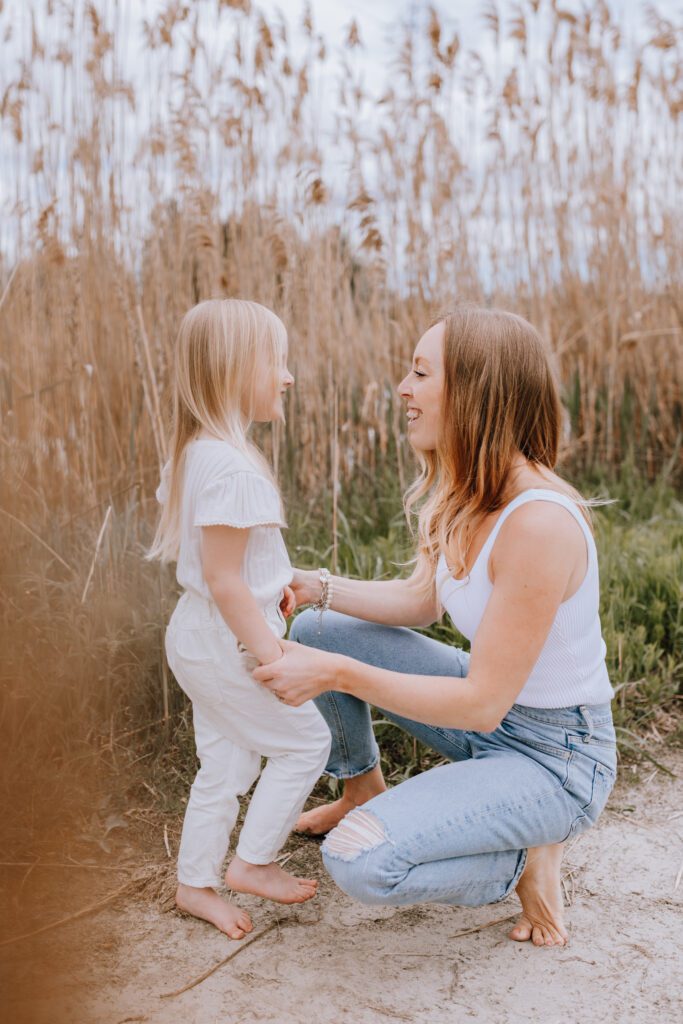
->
[175, 883, 253, 939]
[296, 765, 387, 835]
[509, 843, 568, 947]
[225, 855, 319, 904]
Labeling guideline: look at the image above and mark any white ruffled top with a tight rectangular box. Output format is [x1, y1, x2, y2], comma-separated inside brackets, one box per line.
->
[156, 439, 293, 635]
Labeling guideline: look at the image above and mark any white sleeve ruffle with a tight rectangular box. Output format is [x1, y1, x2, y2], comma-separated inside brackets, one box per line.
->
[194, 471, 286, 529]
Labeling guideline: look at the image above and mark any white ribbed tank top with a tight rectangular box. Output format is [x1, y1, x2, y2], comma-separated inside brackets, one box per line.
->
[436, 489, 613, 708]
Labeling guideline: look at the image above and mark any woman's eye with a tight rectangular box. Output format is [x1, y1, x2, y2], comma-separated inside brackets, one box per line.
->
[413, 369, 425, 378]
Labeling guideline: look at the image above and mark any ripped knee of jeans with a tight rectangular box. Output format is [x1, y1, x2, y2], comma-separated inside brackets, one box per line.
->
[322, 808, 388, 863]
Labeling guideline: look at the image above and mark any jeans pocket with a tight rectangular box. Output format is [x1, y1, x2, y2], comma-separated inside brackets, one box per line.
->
[564, 758, 616, 840]
[499, 712, 571, 761]
[582, 760, 616, 821]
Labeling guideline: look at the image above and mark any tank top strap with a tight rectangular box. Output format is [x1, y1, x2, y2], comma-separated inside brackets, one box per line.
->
[481, 488, 596, 570]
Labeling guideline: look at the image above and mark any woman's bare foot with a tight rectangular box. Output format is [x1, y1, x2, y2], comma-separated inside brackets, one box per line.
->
[175, 883, 253, 939]
[509, 843, 568, 947]
[225, 855, 319, 904]
[296, 765, 387, 835]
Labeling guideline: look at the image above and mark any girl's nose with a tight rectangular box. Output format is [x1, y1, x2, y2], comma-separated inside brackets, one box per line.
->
[397, 374, 411, 397]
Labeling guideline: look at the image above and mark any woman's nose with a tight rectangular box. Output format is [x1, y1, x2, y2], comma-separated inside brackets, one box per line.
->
[397, 375, 411, 397]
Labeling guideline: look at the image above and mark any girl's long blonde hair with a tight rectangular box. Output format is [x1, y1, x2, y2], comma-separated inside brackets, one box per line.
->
[148, 298, 287, 563]
[405, 304, 588, 594]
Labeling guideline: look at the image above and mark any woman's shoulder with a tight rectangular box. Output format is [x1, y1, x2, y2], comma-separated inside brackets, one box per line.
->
[501, 493, 586, 534]
[493, 489, 590, 573]
[504, 464, 589, 521]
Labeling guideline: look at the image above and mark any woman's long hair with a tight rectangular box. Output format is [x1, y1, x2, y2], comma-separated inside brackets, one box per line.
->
[148, 298, 287, 563]
[405, 304, 589, 595]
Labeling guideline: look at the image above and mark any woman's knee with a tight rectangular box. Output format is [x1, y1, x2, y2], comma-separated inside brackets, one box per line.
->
[321, 809, 400, 905]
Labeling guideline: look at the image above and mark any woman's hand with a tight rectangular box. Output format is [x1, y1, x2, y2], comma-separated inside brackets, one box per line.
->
[287, 568, 320, 611]
[252, 639, 341, 706]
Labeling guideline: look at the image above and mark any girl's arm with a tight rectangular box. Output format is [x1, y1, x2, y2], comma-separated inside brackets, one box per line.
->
[255, 503, 581, 730]
[292, 567, 440, 628]
[200, 525, 282, 665]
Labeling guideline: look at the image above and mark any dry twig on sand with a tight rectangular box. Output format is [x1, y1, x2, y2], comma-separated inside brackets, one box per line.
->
[159, 920, 281, 998]
[365, 1004, 414, 1021]
[448, 913, 519, 939]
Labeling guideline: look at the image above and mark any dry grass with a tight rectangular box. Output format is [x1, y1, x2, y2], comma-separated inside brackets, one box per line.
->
[0, 1, 681, 849]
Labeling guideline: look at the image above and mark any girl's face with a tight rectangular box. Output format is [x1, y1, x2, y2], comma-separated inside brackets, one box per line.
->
[397, 322, 445, 452]
[251, 342, 295, 423]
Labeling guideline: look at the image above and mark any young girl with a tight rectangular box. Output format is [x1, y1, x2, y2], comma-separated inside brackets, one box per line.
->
[149, 298, 331, 941]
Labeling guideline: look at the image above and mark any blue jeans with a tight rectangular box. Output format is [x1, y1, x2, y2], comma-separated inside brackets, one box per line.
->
[290, 609, 617, 907]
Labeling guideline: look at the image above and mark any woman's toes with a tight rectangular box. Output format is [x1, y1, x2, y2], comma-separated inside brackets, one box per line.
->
[509, 917, 532, 941]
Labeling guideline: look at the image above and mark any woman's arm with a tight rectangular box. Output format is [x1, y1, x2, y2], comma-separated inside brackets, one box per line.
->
[292, 566, 440, 628]
[256, 503, 582, 730]
[200, 525, 282, 665]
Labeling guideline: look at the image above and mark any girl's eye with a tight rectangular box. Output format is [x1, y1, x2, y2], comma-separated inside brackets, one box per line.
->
[413, 369, 426, 378]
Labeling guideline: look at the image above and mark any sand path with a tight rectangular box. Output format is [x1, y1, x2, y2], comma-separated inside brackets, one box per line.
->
[3, 752, 681, 1024]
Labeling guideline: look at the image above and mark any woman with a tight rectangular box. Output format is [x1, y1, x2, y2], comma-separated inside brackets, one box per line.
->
[253, 305, 616, 947]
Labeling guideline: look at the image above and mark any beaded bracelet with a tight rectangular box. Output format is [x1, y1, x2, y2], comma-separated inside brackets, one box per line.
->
[312, 567, 333, 634]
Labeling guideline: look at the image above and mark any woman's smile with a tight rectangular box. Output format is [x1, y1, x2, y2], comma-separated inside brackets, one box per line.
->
[398, 322, 445, 451]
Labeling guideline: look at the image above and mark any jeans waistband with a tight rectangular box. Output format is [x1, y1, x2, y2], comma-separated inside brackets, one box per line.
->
[509, 703, 613, 729]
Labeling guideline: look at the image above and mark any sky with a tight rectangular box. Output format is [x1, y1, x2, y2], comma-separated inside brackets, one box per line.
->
[258, 0, 674, 73]
[0, 0, 681, 267]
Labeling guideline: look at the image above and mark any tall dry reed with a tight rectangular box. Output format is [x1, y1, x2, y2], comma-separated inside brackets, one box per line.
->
[0, 0, 681, 845]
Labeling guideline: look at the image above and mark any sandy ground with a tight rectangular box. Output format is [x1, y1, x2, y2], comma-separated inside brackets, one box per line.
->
[2, 751, 682, 1024]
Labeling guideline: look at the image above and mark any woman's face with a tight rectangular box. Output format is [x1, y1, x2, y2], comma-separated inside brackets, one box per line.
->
[252, 341, 295, 423]
[397, 322, 445, 452]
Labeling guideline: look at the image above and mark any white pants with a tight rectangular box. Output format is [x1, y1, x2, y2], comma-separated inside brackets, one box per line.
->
[165, 593, 332, 888]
